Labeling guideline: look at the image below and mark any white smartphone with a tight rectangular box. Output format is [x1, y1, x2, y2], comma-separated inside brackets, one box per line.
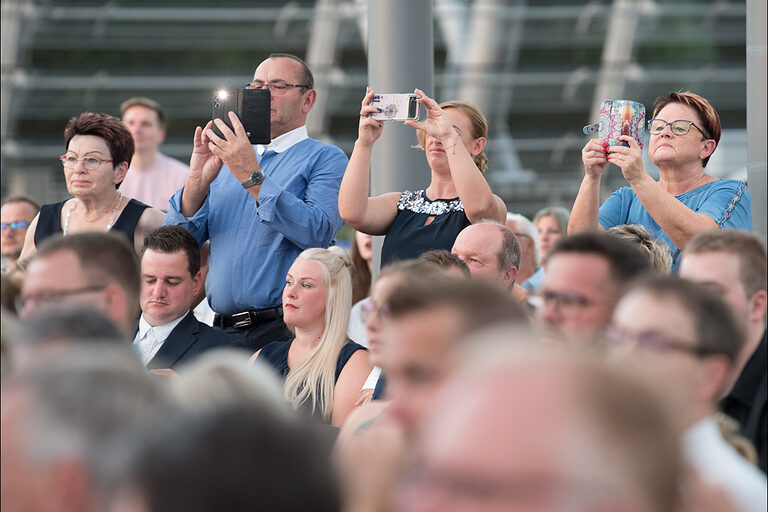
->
[370, 93, 420, 121]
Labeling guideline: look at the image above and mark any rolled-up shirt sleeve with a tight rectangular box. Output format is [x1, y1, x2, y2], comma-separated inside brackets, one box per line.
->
[163, 186, 210, 245]
[256, 148, 347, 249]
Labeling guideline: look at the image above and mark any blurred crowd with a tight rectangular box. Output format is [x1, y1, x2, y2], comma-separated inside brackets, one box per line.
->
[1, 53, 765, 512]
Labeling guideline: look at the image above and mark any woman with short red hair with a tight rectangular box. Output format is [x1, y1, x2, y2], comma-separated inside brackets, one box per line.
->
[569, 91, 751, 269]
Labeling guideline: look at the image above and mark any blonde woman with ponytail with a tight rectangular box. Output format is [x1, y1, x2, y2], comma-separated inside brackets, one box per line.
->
[339, 88, 506, 266]
[252, 247, 372, 427]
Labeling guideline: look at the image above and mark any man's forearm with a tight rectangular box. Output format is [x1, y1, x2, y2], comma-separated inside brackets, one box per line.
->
[180, 177, 209, 218]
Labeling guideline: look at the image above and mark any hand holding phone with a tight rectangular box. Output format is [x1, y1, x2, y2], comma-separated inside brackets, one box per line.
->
[211, 88, 271, 144]
[370, 93, 420, 121]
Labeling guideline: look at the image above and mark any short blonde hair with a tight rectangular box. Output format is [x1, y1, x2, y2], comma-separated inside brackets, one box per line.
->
[607, 224, 672, 274]
[415, 101, 489, 173]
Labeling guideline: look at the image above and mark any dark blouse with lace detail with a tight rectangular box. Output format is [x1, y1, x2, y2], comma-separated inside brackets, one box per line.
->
[380, 189, 470, 266]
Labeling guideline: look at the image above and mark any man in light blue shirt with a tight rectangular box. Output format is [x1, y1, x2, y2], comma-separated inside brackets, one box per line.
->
[165, 54, 348, 351]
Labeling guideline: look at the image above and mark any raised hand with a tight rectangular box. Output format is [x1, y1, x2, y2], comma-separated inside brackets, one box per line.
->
[404, 88, 456, 144]
[189, 121, 224, 187]
[357, 87, 384, 147]
[581, 138, 609, 179]
[205, 111, 261, 182]
[607, 135, 646, 185]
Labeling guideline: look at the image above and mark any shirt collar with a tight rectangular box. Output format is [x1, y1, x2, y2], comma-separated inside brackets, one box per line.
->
[137, 311, 189, 342]
[256, 125, 308, 155]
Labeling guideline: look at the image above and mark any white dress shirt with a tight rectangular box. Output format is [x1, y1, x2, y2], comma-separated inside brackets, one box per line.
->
[683, 417, 767, 512]
[256, 125, 309, 155]
[133, 312, 188, 366]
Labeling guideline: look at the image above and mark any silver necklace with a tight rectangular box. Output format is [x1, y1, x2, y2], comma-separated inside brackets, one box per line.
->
[63, 192, 123, 236]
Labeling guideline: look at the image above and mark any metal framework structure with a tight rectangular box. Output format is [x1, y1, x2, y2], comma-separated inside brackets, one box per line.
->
[0, 0, 758, 221]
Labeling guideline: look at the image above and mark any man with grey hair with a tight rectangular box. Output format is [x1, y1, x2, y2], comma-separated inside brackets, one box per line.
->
[0, 344, 167, 512]
[451, 220, 520, 292]
[505, 212, 544, 291]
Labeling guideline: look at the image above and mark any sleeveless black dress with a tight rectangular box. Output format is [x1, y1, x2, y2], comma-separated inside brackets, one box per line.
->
[380, 190, 471, 266]
[34, 198, 150, 247]
[259, 338, 367, 422]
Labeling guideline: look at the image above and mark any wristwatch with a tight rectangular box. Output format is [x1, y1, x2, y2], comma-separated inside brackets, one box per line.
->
[241, 170, 265, 189]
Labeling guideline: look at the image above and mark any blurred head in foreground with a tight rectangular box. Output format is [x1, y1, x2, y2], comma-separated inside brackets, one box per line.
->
[107, 404, 340, 512]
[1, 344, 165, 512]
[403, 345, 682, 512]
[380, 277, 529, 434]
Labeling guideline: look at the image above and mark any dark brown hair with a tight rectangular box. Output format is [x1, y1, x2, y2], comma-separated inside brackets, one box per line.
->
[418, 249, 470, 276]
[64, 112, 134, 188]
[626, 275, 743, 361]
[549, 231, 652, 292]
[142, 226, 201, 277]
[387, 277, 528, 333]
[34, 232, 140, 320]
[349, 236, 371, 304]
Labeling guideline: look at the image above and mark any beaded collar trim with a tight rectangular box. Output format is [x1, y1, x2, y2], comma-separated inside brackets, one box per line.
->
[396, 190, 464, 215]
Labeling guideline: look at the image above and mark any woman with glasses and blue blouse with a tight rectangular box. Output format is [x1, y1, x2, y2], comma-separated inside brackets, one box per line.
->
[339, 88, 507, 266]
[19, 112, 164, 264]
[569, 91, 751, 270]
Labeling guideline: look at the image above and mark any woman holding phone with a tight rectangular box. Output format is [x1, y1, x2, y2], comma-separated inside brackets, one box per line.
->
[339, 88, 506, 265]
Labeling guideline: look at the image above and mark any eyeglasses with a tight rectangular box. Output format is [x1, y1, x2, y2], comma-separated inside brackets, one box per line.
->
[605, 325, 715, 358]
[647, 119, 708, 138]
[16, 284, 108, 312]
[60, 155, 114, 170]
[1, 221, 30, 231]
[361, 301, 390, 322]
[245, 80, 310, 94]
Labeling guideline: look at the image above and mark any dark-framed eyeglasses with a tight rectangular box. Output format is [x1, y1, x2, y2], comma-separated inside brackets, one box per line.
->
[647, 119, 708, 138]
[1, 221, 30, 231]
[605, 325, 716, 358]
[245, 80, 310, 94]
[16, 284, 108, 312]
[60, 154, 114, 170]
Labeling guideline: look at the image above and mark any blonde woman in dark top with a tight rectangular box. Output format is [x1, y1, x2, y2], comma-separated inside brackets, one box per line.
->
[252, 247, 372, 427]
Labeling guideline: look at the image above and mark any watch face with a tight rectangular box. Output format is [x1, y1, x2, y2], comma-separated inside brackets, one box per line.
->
[251, 171, 265, 185]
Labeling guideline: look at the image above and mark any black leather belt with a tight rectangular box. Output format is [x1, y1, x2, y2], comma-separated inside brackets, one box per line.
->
[214, 306, 283, 329]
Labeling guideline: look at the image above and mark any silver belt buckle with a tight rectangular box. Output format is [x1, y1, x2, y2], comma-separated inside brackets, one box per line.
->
[232, 312, 252, 328]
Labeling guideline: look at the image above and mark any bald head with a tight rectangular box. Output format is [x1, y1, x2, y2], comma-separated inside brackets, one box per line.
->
[451, 221, 519, 288]
[406, 348, 682, 512]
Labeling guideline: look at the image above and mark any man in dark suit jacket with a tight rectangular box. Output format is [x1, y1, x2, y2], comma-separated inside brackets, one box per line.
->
[134, 226, 239, 370]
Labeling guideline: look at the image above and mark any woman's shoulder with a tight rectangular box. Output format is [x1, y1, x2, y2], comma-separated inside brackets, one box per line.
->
[689, 177, 745, 193]
[260, 339, 293, 356]
[340, 339, 367, 355]
[335, 339, 368, 378]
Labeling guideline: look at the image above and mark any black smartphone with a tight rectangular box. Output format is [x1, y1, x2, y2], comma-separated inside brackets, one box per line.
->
[211, 88, 270, 144]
